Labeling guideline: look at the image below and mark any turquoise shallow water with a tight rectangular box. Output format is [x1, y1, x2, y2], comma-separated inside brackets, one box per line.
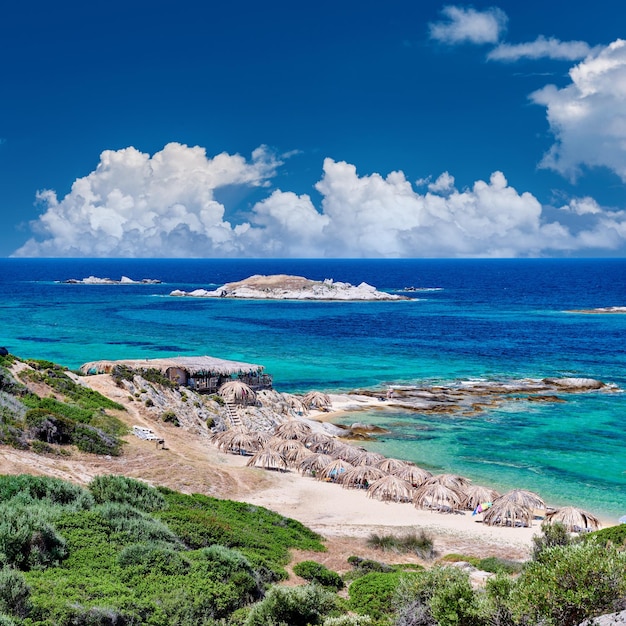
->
[0, 258, 625, 520]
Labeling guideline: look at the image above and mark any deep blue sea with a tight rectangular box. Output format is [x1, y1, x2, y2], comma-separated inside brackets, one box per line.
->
[1, 258, 625, 520]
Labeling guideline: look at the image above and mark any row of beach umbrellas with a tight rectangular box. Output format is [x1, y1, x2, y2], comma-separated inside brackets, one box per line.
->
[218, 382, 331, 413]
[211, 419, 600, 531]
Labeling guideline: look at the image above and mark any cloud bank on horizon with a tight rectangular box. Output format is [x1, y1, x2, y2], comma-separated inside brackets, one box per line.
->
[12, 5, 626, 258]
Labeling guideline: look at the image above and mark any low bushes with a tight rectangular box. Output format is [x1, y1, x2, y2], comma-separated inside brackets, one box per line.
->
[293, 560, 344, 589]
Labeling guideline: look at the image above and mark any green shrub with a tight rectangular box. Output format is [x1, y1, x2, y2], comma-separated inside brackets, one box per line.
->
[584, 523, 626, 547]
[89, 475, 166, 512]
[26, 409, 75, 444]
[349, 572, 409, 622]
[118, 543, 190, 575]
[245, 584, 337, 626]
[293, 560, 344, 589]
[72, 424, 121, 455]
[510, 540, 626, 626]
[0, 566, 31, 618]
[366, 531, 435, 559]
[161, 410, 179, 426]
[323, 617, 373, 626]
[0, 504, 68, 570]
[532, 521, 571, 559]
[0, 474, 93, 509]
[0, 614, 17, 626]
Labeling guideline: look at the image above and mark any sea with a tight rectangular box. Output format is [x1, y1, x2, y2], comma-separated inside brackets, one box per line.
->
[1, 258, 625, 521]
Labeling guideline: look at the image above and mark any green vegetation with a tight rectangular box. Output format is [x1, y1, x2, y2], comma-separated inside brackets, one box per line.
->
[0, 360, 125, 457]
[0, 472, 622, 626]
[111, 365, 178, 389]
[293, 561, 344, 590]
[366, 531, 435, 559]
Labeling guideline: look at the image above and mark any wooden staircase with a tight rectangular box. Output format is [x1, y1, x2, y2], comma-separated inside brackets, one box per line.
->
[224, 402, 242, 428]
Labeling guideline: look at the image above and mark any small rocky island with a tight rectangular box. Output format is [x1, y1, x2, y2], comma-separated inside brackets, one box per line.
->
[61, 276, 162, 285]
[170, 274, 409, 301]
[567, 306, 626, 314]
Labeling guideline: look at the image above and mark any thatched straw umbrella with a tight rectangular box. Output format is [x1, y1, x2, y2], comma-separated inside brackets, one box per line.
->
[355, 450, 387, 466]
[274, 420, 312, 440]
[282, 393, 309, 415]
[332, 443, 364, 464]
[219, 380, 256, 405]
[284, 445, 315, 465]
[461, 485, 501, 511]
[303, 391, 332, 409]
[212, 427, 257, 454]
[546, 506, 600, 532]
[376, 458, 409, 473]
[303, 432, 337, 455]
[482, 498, 533, 527]
[428, 474, 472, 492]
[367, 475, 415, 503]
[298, 453, 333, 476]
[392, 464, 432, 488]
[316, 459, 354, 483]
[266, 437, 306, 457]
[246, 448, 288, 472]
[413, 483, 464, 513]
[341, 465, 387, 490]
[500, 489, 546, 511]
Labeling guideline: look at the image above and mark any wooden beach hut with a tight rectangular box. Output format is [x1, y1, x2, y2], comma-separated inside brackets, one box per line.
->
[79, 355, 272, 394]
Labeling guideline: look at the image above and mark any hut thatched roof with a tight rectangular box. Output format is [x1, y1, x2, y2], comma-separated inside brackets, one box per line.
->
[266, 437, 306, 456]
[427, 474, 472, 491]
[212, 427, 260, 455]
[284, 446, 315, 465]
[341, 465, 388, 489]
[413, 483, 464, 513]
[246, 448, 289, 472]
[274, 420, 312, 440]
[376, 458, 409, 473]
[546, 506, 601, 532]
[461, 485, 501, 511]
[219, 380, 256, 404]
[392, 464, 432, 487]
[316, 459, 354, 482]
[482, 498, 533, 527]
[355, 451, 387, 466]
[298, 453, 333, 476]
[332, 443, 365, 464]
[303, 432, 337, 455]
[367, 475, 415, 503]
[302, 391, 332, 409]
[80, 355, 264, 376]
[500, 489, 546, 510]
[282, 394, 309, 415]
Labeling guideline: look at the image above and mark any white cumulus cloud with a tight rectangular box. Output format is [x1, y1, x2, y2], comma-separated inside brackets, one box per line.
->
[488, 35, 592, 62]
[429, 6, 507, 45]
[12, 145, 626, 258]
[531, 39, 626, 182]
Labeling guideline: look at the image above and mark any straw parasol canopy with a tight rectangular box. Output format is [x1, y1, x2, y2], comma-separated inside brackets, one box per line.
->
[545, 506, 601, 532]
[246, 447, 289, 472]
[212, 427, 261, 455]
[367, 475, 415, 503]
[332, 443, 365, 464]
[482, 498, 533, 527]
[219, 380, 257, 405]
[500, 489, 546, 511]
[316, 459, 354, 482]
[298, 453, 333, 476]
[376, 458, 410, 473]
[282, 393, 309, 415]
[413, 482, 464, 513]
[392, 464, 432, 488]
[461, 485, 501, 511]
[341, 465, 388, 490]
[355, 450, 387, 466]
[303, 432, 337, 455]
[302, 391, 332, 409]
[427, 474, 472, 492]
[274, 420, 312, 440]
[266, 437, 306, 456]
[284, 445, 315, 465]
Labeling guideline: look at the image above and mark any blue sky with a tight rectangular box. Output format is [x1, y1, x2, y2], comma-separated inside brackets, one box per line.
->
[1, 0, 626, 257]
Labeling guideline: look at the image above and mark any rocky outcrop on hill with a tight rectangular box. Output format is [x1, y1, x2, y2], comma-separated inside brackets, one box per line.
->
[170, 274, 408, 301]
